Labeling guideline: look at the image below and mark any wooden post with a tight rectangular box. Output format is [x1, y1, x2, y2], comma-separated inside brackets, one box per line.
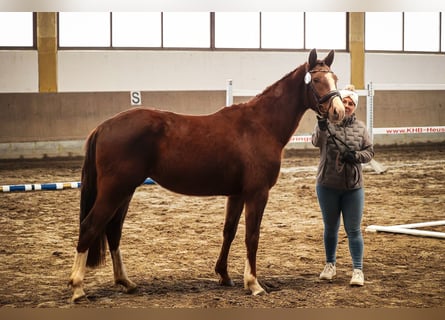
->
[349, 12, 365, 90]
[37, 12, 57, 92]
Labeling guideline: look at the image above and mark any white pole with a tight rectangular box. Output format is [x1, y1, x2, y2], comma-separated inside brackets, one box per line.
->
[226, 79, 233, 107]
[366, 225, 445, 239]
[366, 81, 374, 142]
[387, 220, 445, 229]
[363, 81, 386, 173]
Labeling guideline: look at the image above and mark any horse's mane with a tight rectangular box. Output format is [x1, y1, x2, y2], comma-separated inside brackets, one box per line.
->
[251, 62, 308, 102]
[224, 61, 308, 111]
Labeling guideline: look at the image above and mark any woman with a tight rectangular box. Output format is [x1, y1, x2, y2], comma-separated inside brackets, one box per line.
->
[311, 85, 374, 286]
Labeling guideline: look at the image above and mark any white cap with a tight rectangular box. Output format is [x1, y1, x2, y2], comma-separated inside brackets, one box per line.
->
[340, 85, 358, 108]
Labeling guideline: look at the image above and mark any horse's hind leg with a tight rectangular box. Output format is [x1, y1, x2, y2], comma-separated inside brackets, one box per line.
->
[69, 250, 89, 302]
[106, 196, 137, 293]
[215, 195, 244, 287]
[69, 189, 132, 302]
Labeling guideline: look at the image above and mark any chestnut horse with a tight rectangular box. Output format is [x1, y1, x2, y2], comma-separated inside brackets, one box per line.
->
[69, 49, 345, 302]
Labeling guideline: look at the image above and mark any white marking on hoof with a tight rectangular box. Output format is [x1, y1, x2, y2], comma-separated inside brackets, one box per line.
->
[249, 279, 266, 296]
[71, 286, 87, 303]
[243, 258, 266, 296]
[111, 249, 137, 293]
[69, 251, 88, 302]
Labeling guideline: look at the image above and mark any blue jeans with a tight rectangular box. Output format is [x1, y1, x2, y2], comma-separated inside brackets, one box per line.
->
[316, 185, 364, 270]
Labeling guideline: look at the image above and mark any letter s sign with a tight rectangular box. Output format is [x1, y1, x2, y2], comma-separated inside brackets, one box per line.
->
[130, 91, 142, 106]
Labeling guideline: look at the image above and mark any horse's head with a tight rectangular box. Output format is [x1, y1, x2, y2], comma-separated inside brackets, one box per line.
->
[305, 49, 345, 123]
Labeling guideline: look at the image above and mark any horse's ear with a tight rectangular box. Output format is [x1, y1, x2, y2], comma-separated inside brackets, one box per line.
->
[323, 50, 335, 67]
[308, 49, 318, 70]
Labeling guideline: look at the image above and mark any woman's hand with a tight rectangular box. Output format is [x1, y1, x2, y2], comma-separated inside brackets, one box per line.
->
[317, 116, 328, 131]
[341, 150, 357, 163]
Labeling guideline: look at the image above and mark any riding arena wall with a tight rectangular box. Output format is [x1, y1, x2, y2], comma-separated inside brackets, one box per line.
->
[0, 50, 444, 159]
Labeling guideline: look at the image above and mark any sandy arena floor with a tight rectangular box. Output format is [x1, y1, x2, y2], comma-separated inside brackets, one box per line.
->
[0, 144, 443, 308]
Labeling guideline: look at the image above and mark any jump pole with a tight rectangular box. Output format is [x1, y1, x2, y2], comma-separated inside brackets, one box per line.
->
[366, 220, 445, 239]
[1, 178, 155, 192]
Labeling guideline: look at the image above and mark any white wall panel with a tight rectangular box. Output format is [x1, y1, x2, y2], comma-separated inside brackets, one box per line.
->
[365, 53, 445, 89]
[2, 50, 444, 93]
[57, 50, 350, 92]
[0, 51, 38, 92]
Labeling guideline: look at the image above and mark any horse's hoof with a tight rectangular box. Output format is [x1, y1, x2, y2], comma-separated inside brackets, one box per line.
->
[252, 287, 266, 296]
[245, 278, 267, 296]
[70, 287, 87, 303]
[116, 279, 138, 294]
[125, 282, 138, 294]
[219, 278, 235, 287]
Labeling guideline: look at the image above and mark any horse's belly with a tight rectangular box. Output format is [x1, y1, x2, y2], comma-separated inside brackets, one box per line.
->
[150, 169, 241, 196]
[154, 178, 237, 196]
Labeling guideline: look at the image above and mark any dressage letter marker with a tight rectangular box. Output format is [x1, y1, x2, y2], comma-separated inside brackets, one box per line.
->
[130, 91, 142, 106]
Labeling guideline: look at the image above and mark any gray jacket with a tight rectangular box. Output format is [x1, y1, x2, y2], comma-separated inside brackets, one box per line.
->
[312, 114, 374, 190]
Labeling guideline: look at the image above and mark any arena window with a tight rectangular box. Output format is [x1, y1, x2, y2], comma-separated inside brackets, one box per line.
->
[305, 12, 347, 50]
[365, 12, 403, 51]
[163, 12, 210, 48]
[404, 12, 440, 52]
[58, 12, 110, 47]
[56, 11, 443, 52]
[57, 11, 347, 51]
[214, 12, 260, 49]
[112, 12, 161, 48]
[260, 12, 304, 49]
[442, 13, 445, 52]
[365, 12, 443, 53]
[0, 12, 34, 48]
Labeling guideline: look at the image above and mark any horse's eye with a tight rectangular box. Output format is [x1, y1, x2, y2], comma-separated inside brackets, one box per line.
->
[313, 78, 320, 83]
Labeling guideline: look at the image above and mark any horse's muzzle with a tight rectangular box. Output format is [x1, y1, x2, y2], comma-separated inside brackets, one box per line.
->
[329, 96, 345, 123]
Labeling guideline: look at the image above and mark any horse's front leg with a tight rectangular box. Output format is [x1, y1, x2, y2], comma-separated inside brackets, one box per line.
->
[215, 195, 244, 286]
[243, 190, 269, 295]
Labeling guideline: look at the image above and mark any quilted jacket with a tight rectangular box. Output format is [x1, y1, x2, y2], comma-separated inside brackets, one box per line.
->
[312, 114, 374, 190]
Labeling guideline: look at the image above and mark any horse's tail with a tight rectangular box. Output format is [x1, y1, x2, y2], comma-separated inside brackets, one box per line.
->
[80, 128, 107, 268]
